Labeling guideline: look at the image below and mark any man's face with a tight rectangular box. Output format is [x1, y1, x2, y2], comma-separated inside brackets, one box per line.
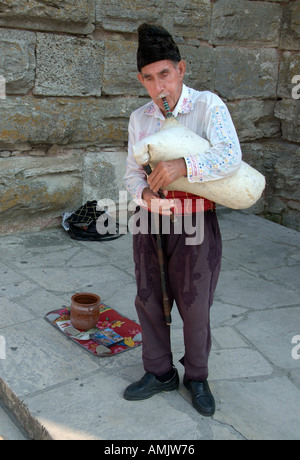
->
[137, 59, 186, 114]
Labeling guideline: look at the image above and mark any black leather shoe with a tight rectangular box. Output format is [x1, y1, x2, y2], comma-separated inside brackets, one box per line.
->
[124, 370, 179, 401]
[184, 379, 215, 416]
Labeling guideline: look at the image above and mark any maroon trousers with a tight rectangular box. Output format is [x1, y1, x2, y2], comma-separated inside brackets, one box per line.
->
[133, 208, 222, 382]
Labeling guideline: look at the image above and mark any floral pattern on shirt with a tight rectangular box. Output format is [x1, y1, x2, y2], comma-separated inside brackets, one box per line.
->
[177, 89, 193, 114]
[185, 104, 239, 183]
[144, 104, 156, 116]
[139, 131, 147, 141]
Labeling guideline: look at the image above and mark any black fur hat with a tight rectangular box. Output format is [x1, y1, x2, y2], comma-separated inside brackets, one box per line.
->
[137, 23, 181, 72]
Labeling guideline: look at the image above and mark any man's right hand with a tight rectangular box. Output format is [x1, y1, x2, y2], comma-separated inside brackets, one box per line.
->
[142, 187, 175, 216]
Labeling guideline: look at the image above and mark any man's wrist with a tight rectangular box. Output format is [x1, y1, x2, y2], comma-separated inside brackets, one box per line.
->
[180, 157, 187, 177]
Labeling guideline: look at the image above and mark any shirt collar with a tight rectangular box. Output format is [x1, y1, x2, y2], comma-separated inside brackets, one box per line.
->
[144, 84, 193, 120]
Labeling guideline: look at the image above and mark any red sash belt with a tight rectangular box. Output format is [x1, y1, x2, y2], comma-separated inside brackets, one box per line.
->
[167, 191, 216, 215]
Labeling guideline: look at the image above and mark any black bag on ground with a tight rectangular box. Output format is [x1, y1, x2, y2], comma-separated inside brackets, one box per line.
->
[65, 200, 123, 242]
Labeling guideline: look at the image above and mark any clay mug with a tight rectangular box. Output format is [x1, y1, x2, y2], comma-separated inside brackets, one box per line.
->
[70, 292, 101, 331]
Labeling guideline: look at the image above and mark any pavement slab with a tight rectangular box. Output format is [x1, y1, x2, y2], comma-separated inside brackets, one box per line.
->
[0, 209, 299, 441]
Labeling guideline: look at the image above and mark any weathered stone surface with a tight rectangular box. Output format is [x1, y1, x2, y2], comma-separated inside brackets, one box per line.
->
[236, 308, 300, 370]
[278, 51, 300, 99]
[34, 34, 104, 97]
[96, 0, 160, 32]
[0, 96, 144, 149]
[181, 44, 214, 92]
[209, 348, 273, 380]
[214, 47, 278, 100]
[96, 0, 211, 40]
[243, 140, 300, 200]
[167, 0, 211, 41]
[103, 40, 146, 96]
[0, 29, 35, 95]
[242, 140, 300, 231]
[211, 0, 282, 46]
[275, 99, 300, 143]
[0, 0, 95, 34]
[217, 377, 300, 440]
[0, 153, 83, 234]
[227, 99, 280, 141]
[82, 148, 128, 204]
[280, 1, 300, 50]
[0, 0, 299, 233]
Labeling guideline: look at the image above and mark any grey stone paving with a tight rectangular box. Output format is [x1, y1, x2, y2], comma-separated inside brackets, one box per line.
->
[0, 209, 299, 440]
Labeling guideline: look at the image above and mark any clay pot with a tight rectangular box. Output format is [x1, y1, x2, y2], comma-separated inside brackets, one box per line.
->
[70, 293, 101, 331]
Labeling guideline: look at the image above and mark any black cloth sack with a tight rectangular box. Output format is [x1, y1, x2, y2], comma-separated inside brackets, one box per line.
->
[66, 200, 122, 242]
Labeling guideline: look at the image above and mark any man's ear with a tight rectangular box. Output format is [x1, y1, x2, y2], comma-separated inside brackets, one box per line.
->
[137, 72, 144, 86]
[177, 61, 186, 80]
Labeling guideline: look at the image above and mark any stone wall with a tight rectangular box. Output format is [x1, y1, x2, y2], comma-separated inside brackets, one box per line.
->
[0, 0, 299, 234]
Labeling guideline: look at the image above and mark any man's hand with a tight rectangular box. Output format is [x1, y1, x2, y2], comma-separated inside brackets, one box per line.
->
[142, 187, 174, 215]
[147, 158, 187, 193]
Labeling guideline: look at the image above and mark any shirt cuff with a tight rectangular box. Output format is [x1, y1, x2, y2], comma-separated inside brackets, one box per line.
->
[183, 155, 204, 183]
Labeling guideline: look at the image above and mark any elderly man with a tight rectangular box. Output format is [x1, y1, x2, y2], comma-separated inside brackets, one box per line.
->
[124, 23, 242, 416]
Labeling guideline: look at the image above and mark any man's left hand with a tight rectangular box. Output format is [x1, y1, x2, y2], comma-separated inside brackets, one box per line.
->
[147, 158, 187, 193]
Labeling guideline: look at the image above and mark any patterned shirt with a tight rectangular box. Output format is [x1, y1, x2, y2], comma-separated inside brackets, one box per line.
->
[124, 84, 242, 201]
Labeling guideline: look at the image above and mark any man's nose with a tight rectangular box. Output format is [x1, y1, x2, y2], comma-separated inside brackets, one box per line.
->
[154, 79, 164, 94]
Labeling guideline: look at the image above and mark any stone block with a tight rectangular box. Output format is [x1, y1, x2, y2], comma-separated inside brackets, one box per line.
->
[227, 99, 280, 142]
[281, 209, 300, 231]
[0, 29, 35, 95]
[181, 44, 214, 92]
[264, 141, 300, 201]
[211, 0, 282, 46]
[103, 40, 146, 96]
[23, 372, 200, 440]
[278, 51, 300, 98]
[82, 148, 128, 204]
[168, 0, 211, 41]
[0, 0, 95, 34]
[217, 377, 300, 440]
[236, 308, 300, 370]
[0, 153, 83, 234]
[244, 139, 300, 230]
[0, 319, 100, 397]
[96, 0, 211, 40]
[34, 34, 104, 97]
[275, 99, 300, 143]
[212, 326, 248, 349]
[245, 140, 300, 202]
[210, 348, 273, 380]
[216, 268, 300, 310]
[0, 400, 28, 440]
[240, 142, 266, 178]
[96, 0, 160, 32]
[214, 47, 278, 100]
[0, 96, 143, 149]
[280, 1, 300, 50]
